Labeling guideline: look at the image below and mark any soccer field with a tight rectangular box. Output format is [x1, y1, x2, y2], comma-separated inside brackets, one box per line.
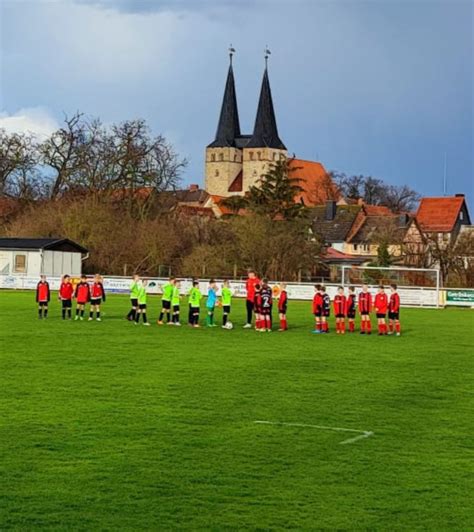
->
[1, 291, 473, 530]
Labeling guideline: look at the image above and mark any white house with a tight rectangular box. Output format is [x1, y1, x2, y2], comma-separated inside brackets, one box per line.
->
[0, 238, 88, 277]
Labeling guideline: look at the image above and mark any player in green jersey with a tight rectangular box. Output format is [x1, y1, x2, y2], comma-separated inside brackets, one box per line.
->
[134, 279, 150, 326]
[158, 277, 175, 325]
[171, 279, 181, 326]
[221, 279, 233, 327]
[188, 280, 202, 328]
[126, 274, 140, 321]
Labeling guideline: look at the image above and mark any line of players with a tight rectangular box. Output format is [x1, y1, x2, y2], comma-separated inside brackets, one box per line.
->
[312, 283, 401, 335]
[35, 273, 401, 335]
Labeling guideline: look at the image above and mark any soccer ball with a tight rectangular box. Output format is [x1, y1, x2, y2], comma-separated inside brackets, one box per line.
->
[224, 321, 234, 330]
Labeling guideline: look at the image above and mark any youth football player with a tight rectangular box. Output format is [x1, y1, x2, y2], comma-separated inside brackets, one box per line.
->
[260, 279, 273, 332]
[59, 274, 74, 320]
[253, 284, 263, 331]
[278, 282, 288, 331]
[158, 277, 175, 325]
[333, 286, 347, 334]
[374, 285, 388, 335]
[74, 275, 90, 321]
[221, 279, 232, 327]
[388, 284, 401, 336]
[358, 284, 372, 334]
[206, 279, 218, 327]
[244, 270, 261, 328]
[346, 286, 356, 332]
[126, 274, 140, 321]
[89, 274, 106, 321]
[321, 286, 330, 333]
[36, 275, 50, 319]
[171, 279, 181, 326]
[188, 280, 202, 327]
[135, 279, 150, 326]
[312, 284, 323, 334]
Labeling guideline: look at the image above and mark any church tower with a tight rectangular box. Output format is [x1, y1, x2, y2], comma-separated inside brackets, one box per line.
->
[242, 53, 287, 191]
[205, 50, 243, 196]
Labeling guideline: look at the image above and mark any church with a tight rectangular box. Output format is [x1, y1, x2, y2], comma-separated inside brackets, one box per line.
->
[204, 52, 336, 206]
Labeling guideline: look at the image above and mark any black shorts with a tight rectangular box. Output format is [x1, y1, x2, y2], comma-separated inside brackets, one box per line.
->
[191, 306, 200, 315]
[90, 298, 101, 305]
[38, 301, 48, 306]
[62, 299, 72, 308]
[162, 300, 171, 310]
[388, 311, 399, 320]
[376, 313, 386, 319]
[360, 310, 370, 316]
[322, 310, 330, 317]
[139, 304, 147, 310]
[314, 311, 322, 318]
[173, 305, 180, 313]
[336, 313, 345, 319]
[261, 307, 272, 316]
[223, 305, 231, 314]
[347, 311, 356, 319]
[279, 306, 287, 314]
[130, 298, 138, 307]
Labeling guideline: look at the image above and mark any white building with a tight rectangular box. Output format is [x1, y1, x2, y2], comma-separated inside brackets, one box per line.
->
[0, 238, 88, 277]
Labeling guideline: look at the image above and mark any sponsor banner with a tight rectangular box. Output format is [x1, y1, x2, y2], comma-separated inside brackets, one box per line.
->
[445, 289, 474, 306]
[0, 274, 452, 308]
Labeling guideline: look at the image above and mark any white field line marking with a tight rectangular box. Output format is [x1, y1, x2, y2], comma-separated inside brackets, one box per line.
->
[254, 420, 374, 445]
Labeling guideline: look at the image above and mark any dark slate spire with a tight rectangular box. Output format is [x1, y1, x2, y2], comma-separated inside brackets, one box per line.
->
[247, 60, 286, 150]
[208, 51, 241, 148]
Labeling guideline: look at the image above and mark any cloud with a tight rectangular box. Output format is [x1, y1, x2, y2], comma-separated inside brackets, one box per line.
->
[0, 107, 59, 138]
[72, 0, 258, 14]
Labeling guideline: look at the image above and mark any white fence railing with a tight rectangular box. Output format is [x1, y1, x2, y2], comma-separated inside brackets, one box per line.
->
[2, 274, 473, 308]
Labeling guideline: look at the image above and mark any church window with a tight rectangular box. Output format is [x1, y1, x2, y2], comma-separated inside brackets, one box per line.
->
[234, 153, 238, 162]
[249, 151, 254, 160]
[253, 170, 257, 177]
[219, 153, 224, 162]
[211, 154, 215, 162]
[273, 152, 277, 161]
[257, 151, 261, 160]
[215, 170, 219, 177]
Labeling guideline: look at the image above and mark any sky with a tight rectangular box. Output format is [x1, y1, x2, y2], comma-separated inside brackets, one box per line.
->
[0, 0, 473, 207]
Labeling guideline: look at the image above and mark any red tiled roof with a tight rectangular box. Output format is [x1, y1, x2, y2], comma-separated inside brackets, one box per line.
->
[322, 247, 369, 263]
[416, 196, 466, 232]
[288, 159, 340, 207]
[228, 170, 243, 192]
[363, 204, 393, 216]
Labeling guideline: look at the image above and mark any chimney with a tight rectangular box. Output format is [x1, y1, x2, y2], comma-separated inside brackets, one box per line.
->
[398, 213, 409, 227]
[455, 193, 465, 197]
[325, 200, 337, 221]
[189, 184, 199, 191]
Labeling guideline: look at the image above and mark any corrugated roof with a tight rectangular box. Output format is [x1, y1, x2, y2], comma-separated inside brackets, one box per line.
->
[0, 238, 88, 253]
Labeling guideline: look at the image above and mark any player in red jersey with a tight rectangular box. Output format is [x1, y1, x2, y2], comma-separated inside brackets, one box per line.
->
[333, 286, 347, 334]
[253, 284, 263, 331]
[346, 286, 356, 332]
[374, 285, 388, 335]
[388, 283, 401, 336]
[358, 284, 372, 334]
[74, 275, 90, 321]
[36, 275, 50, 319]
[244, 270, 261, 328]
[260, 279, 273, 332]
[89, 274, 106, 321]
[312, 284, 323, 334]
[278, 282, 288, 331]
[59, 274, 74, 320]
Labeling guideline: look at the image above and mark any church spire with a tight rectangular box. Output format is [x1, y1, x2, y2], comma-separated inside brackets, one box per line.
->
[208, 47, 241, 148]
[247, 49, 286, 150]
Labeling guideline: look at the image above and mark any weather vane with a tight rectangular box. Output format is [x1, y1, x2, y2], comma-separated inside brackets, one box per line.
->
[264, 46, 271, 68]
[229, 44, 236, 65]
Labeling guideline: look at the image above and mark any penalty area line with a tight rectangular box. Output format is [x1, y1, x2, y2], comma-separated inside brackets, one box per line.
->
[253, 420, 374, 445]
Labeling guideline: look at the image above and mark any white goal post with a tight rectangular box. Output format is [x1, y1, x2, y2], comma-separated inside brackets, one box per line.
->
[340, 265, 441, 308]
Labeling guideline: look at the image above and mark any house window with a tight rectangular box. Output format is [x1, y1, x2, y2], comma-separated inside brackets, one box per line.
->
[14, 254, 27, 273]
[210, 154, 215, 162]
[249, 151, 254, 160]
[219, 153, 224, 162]
[459, 211, 464, 221]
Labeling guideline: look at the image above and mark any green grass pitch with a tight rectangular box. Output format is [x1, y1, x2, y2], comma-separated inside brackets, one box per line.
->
[1, 290, 473, 530]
